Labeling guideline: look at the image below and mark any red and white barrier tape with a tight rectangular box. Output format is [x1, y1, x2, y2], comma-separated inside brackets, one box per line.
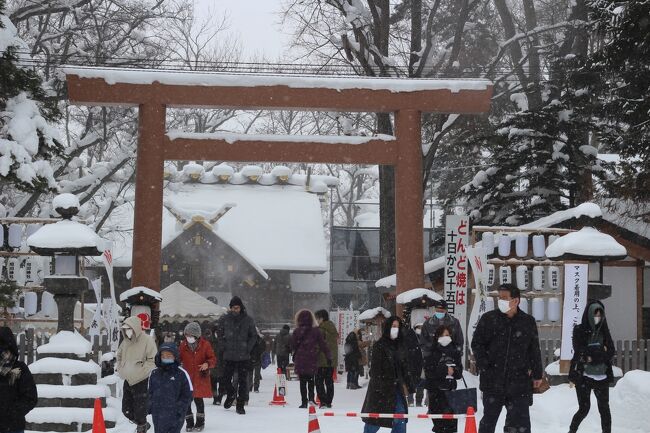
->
[319, 412, 473, 420]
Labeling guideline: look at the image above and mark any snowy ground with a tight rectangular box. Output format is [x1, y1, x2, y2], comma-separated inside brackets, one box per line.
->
[82, 367, 650, 433]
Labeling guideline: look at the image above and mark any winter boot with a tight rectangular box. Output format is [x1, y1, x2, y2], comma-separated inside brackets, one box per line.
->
[135, 423, 150, 433]
[213, 396, 221, 405]
[185, 415, 195, 432]
[223, 394, 236, 410]
[194, 414, 205, 432]
[236, 400, 246, 415]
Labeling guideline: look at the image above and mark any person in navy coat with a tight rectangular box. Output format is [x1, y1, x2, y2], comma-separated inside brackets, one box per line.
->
[148, 343, 193, 433]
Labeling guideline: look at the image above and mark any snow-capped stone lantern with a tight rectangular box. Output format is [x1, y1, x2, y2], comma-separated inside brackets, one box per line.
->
[27, 193, 105, 332]
[119, 286, 163, 331]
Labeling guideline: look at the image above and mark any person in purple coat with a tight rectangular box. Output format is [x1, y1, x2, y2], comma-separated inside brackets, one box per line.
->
[291, 309, 333, 408]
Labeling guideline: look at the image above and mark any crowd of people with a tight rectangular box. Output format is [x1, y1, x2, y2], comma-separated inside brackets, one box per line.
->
[0, 284, 618, 433]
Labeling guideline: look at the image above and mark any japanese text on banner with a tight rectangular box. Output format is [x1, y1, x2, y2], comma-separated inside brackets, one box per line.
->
[445, 215, 469, 341]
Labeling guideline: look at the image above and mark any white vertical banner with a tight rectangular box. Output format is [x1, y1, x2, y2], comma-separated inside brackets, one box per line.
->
[331, 309, 359, 372]
[444, 215, 470, 347]
[560, 263, 588, 361]
[466, 246, 489, 347]
[88, 278, 103, 338]
[101, 244, 120, 350]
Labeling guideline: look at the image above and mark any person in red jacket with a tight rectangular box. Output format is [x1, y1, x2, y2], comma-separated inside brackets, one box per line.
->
[179, 322, 217, 432]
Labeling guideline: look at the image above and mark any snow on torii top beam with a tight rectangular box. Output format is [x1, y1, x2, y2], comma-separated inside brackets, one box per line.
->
[64, 67, 493, 113]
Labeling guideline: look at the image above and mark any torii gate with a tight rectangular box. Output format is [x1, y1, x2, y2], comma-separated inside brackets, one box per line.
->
[65, 67, 492, 310]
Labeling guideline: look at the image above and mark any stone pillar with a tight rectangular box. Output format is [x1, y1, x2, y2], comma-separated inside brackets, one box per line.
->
[44, 277, 89, 332]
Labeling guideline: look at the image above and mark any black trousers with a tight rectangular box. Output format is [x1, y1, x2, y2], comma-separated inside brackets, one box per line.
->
[299, 374, 315, 404]
[277, 355, 289, 375]
[315, 367, 334, 406]
[223, 360, 250, 402]
[122, 380, 149, 425]
[428, 389, 457, 433]
[479, 392, 531, 433]
[248, 365, 262, 392]
[211, 373, 226, 399]
[569, 378, 611, 433]
[186, 397, 205, 416]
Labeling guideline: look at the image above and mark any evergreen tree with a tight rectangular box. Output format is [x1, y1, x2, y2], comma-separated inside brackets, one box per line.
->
[0, 0, 62, 193]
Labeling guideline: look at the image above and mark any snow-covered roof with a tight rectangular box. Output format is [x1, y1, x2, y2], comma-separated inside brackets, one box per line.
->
[358, 307, 391, 321]
[64, 67, 491, 94]
[545, 227, 627, 260]
[119, 286, 163, 302]
[160, 281, 227, 319]
[96, 182, 329, 271]
[376, 256, 445, 288]
[395, 288, 442, 304]
[290, 272, 330, 293]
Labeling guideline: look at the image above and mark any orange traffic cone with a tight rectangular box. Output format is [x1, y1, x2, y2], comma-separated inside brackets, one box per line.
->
[269, 368, 287, 406]
[92, 398, 106, 433]
[308, 403, 321, 433]
[464, 406, 477, 433]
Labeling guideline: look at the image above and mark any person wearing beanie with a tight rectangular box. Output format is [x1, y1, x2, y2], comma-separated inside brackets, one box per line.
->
[179, 322, 216, 431]
[0, 327, 37, 433]
[216, 296, 257, 415]
[274, 324, 291, 379]
[148, 343, 193, 433]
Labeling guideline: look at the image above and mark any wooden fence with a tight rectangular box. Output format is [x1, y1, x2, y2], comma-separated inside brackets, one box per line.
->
[539, 339, 650, 374]
[16, 329, 112, 365]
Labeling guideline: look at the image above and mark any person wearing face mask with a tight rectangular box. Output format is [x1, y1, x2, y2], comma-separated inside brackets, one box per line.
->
[420, 300, 464, 359]
[116, 315, 157, 433]
[568, 300, 615, 433]
[403, 322, 423, 408]
[361, 317, 414, 433]
[424, 325, 463, 433]
[0, 326, 37, 433]
[148, 343, 193, 433]
[179, 322, 217, 431]
[471, 284, 543, 433]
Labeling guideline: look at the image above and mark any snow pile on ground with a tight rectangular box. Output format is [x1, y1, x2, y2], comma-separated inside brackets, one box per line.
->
[37, 330, 92, 356]
[610, 370, 650, 431]
[29, 357, 100, 375]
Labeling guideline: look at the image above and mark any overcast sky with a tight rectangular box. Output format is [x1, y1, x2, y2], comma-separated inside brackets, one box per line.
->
[195, 0, 290, 60]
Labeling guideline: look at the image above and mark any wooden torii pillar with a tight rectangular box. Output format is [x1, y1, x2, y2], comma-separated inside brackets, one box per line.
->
[65, 68, 493, 312]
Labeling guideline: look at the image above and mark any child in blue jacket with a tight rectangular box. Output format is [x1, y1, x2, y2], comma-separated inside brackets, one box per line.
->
[148, 343, 193, 433]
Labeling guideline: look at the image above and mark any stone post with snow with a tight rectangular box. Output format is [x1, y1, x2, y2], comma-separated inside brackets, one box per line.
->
[24, 193, 116, 432]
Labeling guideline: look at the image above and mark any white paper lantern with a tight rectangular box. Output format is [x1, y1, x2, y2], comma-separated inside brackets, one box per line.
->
[498, 234, 511, 257]
[548, 297, 561, 322]
[532, 235, 546, 258]
[41, 291, 57, 317]
[485, 296, 495, 311]
[487, 264, 496, 286]
[548, 266, 561, 290]
[516, 265, 529, 290]
[519, 297, 529, 314]
[499, 266, 512, 284]
[532, 298, 545, 321]
[532, 266, 545, 291]
[24, 292, 38, 316]
[482, 232, 495, 255]
[8, 224, 23, 248]
[548, 234, 560, 245]
[515, 233, 529, 257]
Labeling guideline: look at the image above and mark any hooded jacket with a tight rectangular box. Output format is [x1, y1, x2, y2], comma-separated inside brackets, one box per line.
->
[291, 310, 332, 376]
[317, 320, 339, 369]
[219, 298, 257, 362]
[116, 315, 158, 385]
[0, 327, 38, 433]
[569, 300, 616, 384]
[361, 317, 412, 428]
[148, 343, 193, 431]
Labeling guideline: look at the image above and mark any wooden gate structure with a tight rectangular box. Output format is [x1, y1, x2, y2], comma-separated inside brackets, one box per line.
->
[64, 67, 492, 306]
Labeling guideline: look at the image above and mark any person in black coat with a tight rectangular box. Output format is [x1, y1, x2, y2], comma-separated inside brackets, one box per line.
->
[248, 330, 265, 394]
[148, 342, 193, 433]
[403, 324, 422, 407]
[0, 327, 37, 433]
[568, 300, 615, 433]
[208, 324, 226, 405]
[344, 332, 362, 390]
[425, 325, 463, 433]
[471, 285, 543, 433]
[361, 316, 413, 433]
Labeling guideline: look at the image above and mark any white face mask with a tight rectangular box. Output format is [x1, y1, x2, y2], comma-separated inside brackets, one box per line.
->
[498, 299, 512, 314]
[438, 336, 452, 347]
[186, 336, 196, 344]
[415, 329, 422, 335]
[594, 317, 601, 325]
[389, 327, 399, 340]
[124, 328, 134, 339]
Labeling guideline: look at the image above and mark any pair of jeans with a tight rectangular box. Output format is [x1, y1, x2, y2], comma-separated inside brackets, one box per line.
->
[315, 367, 335, 406]
[479, 392, 531, 433]
[122, 379, 149, 425]
[299, 374, 315, 404]
[362, 389, 407, 433]
[569, 378, 611, 433]
[223, 360, 250, 402]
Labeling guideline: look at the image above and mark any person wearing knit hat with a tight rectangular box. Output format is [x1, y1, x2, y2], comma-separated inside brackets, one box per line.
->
[218, 296, 257, 415]
[179, 322, 216, 431]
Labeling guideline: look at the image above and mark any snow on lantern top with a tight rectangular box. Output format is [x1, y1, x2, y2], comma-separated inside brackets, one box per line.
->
[240, 165, 263, 182]
[212, 163, 235, 181]
[545, 227, 627, 261]
[182, 162, 204, 181]
[27, 193, 104, 256]
[271, 166, 292, 182]
[119, 286, 162, 305]
[395, 288, 442, 306]
[358, 307, 392, 322]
